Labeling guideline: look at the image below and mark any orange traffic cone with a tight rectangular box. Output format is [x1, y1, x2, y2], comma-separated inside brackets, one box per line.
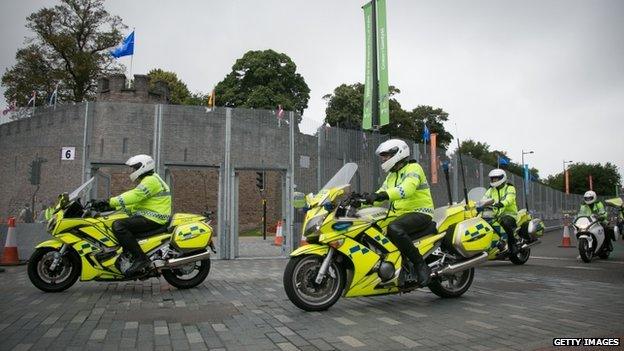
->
[558, 224, 574, 248]
[299, 234, 307, 247]
[1, 217, 25, 265]
[273, 220, 284, 246]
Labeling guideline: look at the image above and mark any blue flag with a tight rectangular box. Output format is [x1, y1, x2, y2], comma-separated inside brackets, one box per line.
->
[498, 155, 510, 166]
[422, 121, 430, 142]
[110, 31, 134, 58]
[523, 164, 530, 194]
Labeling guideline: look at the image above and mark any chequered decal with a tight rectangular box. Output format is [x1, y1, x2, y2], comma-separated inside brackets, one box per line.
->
[373, 235, 390, 245]
[347, 244, 370, 258]
[178, 225, 206, 240]
[464, 223, 490, 242]
[77, 243, 95, 255]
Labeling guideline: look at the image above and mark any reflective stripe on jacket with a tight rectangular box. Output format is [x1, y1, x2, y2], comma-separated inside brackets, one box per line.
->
[109, 173, 172, 224]
[376, 160, 434, 217]
[578, 201, 607, 223]
[485, 183, 518, 217]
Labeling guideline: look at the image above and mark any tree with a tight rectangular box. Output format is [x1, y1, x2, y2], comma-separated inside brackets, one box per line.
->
[322, 83, 453, 149]
[2, 0, 126, 105]
[147, 69, 206, 105]
[545, 162, 621, 196]
[214, 49, 310, 123]
[457, 139, 540, 180]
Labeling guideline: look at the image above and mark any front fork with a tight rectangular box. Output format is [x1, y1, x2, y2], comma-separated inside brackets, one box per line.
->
[315, 247, 335, 284]
[49, 244, 68, 271]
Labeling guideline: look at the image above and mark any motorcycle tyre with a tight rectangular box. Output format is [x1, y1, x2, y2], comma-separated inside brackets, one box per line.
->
[428, 267, 474, 298]
[578, 238, 593, 263]
[28, 247, 81, 293]
[162, 258, 211, 289]
[509, 247, 531, 265]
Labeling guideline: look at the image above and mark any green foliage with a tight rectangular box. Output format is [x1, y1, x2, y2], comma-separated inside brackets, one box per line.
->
[147, 69, 206, 105]
[215, 49, 310, 124]
[323, 83, 453, 149]
[457, 139, 540, 180]
[2, 0, 126, 105]
[545, 162, 621, 196]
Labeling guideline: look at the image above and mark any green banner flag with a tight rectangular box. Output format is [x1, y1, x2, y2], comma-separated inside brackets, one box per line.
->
[376, 0, 389, 127]
[362, 2, 373, 130]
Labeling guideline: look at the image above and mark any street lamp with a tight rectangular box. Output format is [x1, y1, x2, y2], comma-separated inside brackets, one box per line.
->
[521, 150, 534, 210]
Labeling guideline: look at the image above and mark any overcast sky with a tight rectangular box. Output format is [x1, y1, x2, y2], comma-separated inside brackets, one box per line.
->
[1, 0, 623, 182]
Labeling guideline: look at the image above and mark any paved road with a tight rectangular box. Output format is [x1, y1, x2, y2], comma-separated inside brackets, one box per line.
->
[1, 230, 623, 351]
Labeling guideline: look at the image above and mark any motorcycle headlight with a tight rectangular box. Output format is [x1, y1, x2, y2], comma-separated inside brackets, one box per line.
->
[47, 216, 57, 232]
[304, 215, 324, 237]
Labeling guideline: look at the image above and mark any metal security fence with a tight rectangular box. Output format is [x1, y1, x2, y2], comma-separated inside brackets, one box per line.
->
[1, 101, 584, 258]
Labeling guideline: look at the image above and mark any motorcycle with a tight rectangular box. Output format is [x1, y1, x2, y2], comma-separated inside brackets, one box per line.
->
[573, 214, 611, 263]
[28, 178, 215, 292]
[605, 197, 623, 240]
[284, 163, 494, 312]
[469, 187, 544, 265]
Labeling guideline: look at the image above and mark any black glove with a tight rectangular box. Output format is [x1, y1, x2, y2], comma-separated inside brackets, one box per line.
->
[494, 202, 504, 209]
[364, 192, 388, 205]
[91, 199, 111, 211]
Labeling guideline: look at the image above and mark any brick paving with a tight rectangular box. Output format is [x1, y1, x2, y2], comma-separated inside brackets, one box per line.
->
[1, 234, 623, 351]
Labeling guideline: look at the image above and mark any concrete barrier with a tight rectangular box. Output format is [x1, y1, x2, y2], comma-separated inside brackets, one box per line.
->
[0, 223, 49, 262]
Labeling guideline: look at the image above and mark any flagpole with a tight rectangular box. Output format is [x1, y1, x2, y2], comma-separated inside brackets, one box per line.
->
[129, 28, 135, 88]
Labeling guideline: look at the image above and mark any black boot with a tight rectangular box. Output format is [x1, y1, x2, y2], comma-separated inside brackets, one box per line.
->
[125, 254, 150, 276]
[412, 252, 431, 287]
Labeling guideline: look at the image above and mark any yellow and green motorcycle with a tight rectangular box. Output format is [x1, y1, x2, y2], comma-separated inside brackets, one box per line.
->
[284, 163, 495, 311]
[28, 178, 215, 292]
[469, 188, 544, 265]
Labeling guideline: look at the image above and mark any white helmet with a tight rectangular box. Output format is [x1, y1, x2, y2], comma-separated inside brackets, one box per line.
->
[583, 190, 597, 205]
[375, 139, 410, 173]
[126, 154, 155, 181]
[488, 168, 507, 188]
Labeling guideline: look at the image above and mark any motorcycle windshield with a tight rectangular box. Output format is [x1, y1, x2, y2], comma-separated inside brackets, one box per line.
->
[69, 177, 95, 201]
[320, 163, 358, 191]
[574, 216, 591, 231]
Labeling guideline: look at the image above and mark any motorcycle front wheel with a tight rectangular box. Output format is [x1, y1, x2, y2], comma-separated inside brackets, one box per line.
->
[578, 238, 593, 263]
[509, 247, 531, 265]
[428, 267, 474, 298]
[283, 255, 346, 311]
[162, 258, 210, 289]
[28, 247, 81, 292]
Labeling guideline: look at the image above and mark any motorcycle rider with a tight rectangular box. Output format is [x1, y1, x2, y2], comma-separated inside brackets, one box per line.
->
[577, 190, 613, 250]
[484, 169, 518, 254]
[94, 154, 171, 276]
[363, 139, 434, 287]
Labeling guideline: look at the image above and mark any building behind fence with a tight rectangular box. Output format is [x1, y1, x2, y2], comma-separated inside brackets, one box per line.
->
[0, 84, 584, 257]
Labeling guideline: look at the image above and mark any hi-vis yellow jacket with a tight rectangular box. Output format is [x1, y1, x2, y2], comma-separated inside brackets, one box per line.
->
[109, 173, 172, 224]
[485, 183, 518, 217]
[376, 160, 434, 217]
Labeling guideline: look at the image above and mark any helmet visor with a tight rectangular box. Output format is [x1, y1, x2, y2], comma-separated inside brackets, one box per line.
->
[130, 163, 142, 171]
[378, 147, 398, 157]
[584, 195, 594, 202]
[490, 176, 504, 183]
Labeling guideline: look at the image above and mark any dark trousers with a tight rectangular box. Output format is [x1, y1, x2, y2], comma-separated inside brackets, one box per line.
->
[387, 212, 433, 267]
[499, 215, 517, 246]
[112, 216, 162, 259]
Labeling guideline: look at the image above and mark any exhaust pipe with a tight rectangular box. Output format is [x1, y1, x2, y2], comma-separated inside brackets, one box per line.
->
[434, 251, 488, 276]
[520, 239, 541, 250]
[161, 251, 211, 268]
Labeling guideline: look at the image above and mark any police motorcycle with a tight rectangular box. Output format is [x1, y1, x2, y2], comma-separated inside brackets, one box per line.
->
[605, 197, 623, 240]
[573, 213, 612, 263]
[283, 163, 495, 312]
[28, 178, 215, 292]
[468, 187, 544, 265]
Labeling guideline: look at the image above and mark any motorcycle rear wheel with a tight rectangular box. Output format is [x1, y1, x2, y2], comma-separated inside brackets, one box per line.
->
[28, 247, 81, 292]
[162, 258, 210, 289]
[283, 255, 345, 311]
[428, 267, 474, 298]
[578, 238, 593, 263]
